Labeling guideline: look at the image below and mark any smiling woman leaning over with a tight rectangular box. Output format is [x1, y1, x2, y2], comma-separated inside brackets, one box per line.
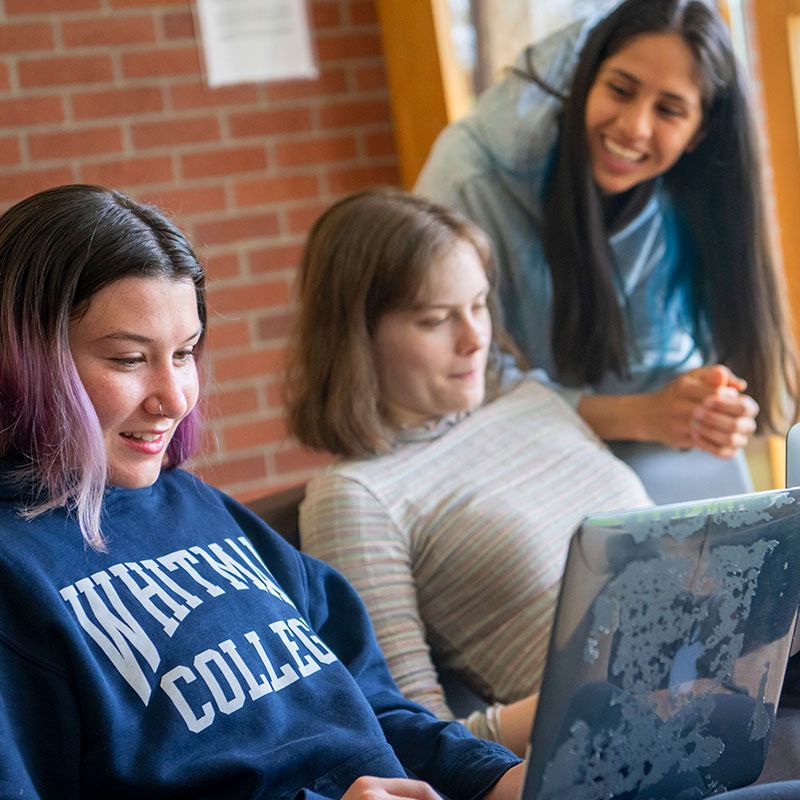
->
[0, 184, 523, 800]
[416, 0, 798, 476]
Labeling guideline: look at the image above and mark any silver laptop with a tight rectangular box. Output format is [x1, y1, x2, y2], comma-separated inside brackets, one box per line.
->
[520, 455, 800, 799]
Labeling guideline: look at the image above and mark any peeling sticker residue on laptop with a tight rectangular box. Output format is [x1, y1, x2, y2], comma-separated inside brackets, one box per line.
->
[539, 690, 723, 800]
[767, 492, 797, 511]
[584, 555, 694, 671]
[632, 500, 778, 543]
[588, 491, 796, 544]
[587, 539, 777, 692]
[750, 665, 771, 741]
[527, 489, 800, 800]
[552, 538, 778, 797]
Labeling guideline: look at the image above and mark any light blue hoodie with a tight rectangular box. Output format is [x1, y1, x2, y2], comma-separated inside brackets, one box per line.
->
[415, 19, 705, 407]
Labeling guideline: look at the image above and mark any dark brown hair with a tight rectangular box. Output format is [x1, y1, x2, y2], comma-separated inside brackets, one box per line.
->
[0, 184, 206, 549]
[285, 187, 517, 457]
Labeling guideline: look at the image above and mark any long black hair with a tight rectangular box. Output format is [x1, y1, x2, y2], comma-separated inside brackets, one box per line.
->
[539, 0, 797, 428]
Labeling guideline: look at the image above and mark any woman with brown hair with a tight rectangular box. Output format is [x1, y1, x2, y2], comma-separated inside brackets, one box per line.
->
[286, 187, 652, 756]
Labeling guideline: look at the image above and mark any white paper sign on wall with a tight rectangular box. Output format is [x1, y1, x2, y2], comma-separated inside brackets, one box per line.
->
[195, 0, 318, 87]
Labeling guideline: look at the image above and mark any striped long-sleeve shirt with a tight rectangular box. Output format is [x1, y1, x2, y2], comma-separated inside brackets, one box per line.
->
[299, 379, 652, 732]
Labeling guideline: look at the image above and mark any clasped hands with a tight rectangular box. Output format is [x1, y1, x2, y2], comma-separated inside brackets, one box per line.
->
[645, 365, 758, 458]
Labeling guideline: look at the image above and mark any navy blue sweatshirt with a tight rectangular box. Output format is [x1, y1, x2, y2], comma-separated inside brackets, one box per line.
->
[0, 466, 519, 799]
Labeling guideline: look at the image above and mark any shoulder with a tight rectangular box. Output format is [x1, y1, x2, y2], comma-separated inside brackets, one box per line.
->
[304, 459, 369, 493]
[416, 18, 596, 215]
[301, 437, 468, 529]
[302, 458, 391, 514]
[522, 17, 595, 91]
[416, 77, 557, 201]
[475, 378, 626, 458]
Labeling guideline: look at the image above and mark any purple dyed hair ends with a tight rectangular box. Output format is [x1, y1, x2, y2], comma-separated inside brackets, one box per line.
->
[0, 184, 206, 550]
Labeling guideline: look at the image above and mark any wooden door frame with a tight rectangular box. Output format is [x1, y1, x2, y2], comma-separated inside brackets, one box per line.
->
[748, 0, 800, 335]
[375, 0, 470, 189]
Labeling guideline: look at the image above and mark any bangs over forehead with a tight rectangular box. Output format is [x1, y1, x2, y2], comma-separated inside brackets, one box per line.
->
[359, 192, 496, 332]
[406, 237, 492, 311]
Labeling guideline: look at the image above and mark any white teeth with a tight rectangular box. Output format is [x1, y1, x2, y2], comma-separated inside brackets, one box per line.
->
[126, 432, 161, 442]
[604, 137, 644, 162]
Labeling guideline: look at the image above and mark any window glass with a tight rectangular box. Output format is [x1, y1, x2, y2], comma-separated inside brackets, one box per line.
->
[451, 0, 621, 95]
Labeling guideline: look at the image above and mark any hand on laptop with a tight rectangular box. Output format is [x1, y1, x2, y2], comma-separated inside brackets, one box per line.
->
[497, 694, 539, 757]
[341, 776, 441, 799]
[339, 769, 525, 800]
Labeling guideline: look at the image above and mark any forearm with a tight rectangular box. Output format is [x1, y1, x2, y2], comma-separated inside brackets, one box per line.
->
[464, 696, 538, 758]
[577, 367, 758, 455]
[577, 393, 650, 442]
[300, 554, 521, 800]
[482, 763, 526, 800]
[498, 695, 538, 757]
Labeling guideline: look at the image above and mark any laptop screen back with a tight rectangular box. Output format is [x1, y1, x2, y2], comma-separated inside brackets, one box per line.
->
[521, 487, 800, 800]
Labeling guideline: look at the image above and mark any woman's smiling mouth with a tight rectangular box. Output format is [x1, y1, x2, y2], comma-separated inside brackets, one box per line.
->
[124, 431, 164, 442]
[120, 430, 168, 455]
[602, 135, 646, 163]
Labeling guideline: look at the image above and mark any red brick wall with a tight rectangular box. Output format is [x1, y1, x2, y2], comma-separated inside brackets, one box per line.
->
[0, 0, 399, 501]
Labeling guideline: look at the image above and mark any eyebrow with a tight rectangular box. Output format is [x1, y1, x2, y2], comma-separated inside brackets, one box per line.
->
[98, 327, 204, 345]
[410, 287, 490, 312]
[606, 67, 696, 107]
